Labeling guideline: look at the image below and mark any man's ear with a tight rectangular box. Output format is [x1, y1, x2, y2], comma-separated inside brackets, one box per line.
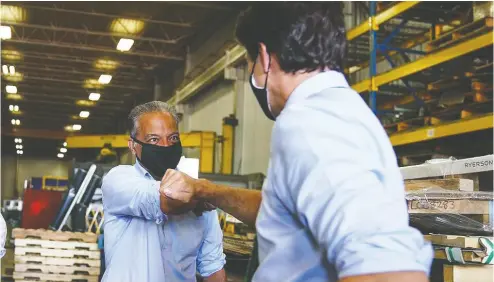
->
[128, 140, 136, 155]
[258, 43, 270, 73]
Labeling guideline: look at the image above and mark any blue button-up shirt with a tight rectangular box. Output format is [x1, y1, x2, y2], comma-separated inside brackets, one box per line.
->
[102, 161, 225, 282]
[254, 71, 433, 281]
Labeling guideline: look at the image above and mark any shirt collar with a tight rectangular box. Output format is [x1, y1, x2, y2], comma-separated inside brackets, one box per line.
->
[134, 160, 152, 179]
[285, 71, 349, 107]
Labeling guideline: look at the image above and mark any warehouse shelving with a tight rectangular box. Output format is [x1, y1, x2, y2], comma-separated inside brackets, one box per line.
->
[346, 1, 493, 157]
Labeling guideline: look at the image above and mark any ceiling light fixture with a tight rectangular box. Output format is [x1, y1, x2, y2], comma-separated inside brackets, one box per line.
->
[9, 65, 15, 74]
[15, 119, 20, 125]
[60, 147, 67, 153]
[9, 104, 19, 112]
[116, 38, 134, 52]
[2, 65, 8, 74]
[15, 138, 22, 143]
[17, 150, 23, 155]
[72, 124, 82, 131]
[6, 85, 17, 93]
[57, 153, 64, 158]
[79, 111, 90, 118]
[98, 74, 112, 84]
[63, 142, 67, 147]
[88, 92, 101, 101]
[0, 25, 12, 40]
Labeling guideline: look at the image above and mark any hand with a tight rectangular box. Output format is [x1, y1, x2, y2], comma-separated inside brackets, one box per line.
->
[161, 169, 201, 204]
[160, 169, 199, 215]
[193, 201, 217, 216]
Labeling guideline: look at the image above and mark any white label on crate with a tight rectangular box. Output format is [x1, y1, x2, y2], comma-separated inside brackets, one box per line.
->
[426, 128, 435, 138]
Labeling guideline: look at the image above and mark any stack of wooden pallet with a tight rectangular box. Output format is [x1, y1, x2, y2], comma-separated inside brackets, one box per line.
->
[223, 233, 255, 256]
[12, 228, 100, 282]
[401, 155, 494, 282]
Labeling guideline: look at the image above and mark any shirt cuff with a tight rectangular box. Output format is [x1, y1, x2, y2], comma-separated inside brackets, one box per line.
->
[151, 181, 168, 224]
[337, 239, 433, 278]
[198, 254, 226, 277]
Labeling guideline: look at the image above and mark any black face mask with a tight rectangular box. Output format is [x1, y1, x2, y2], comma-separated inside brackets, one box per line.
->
[131, 137, 182, 181]
[249, 55, 275, 121]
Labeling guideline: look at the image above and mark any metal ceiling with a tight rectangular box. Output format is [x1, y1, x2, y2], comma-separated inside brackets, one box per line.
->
[1, 2, 247, 139]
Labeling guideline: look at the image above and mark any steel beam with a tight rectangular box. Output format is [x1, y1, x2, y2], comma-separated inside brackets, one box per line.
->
[16, 92, 124, 104]
[3, 128, 70, 140]
[17, 64, 146, 80]
[170, 44, 246, 104]
[66, 131, 217, 173]
[5, 22, 179, 44]
[20, 4, 193, 28]
[347, 1, 420, 41]
[7, 38, 183, 61]
[2, 51, 149, 69]
[21, 75, 151, 91]
[352, 31, 494, 93]
[390, 113, 493, 146]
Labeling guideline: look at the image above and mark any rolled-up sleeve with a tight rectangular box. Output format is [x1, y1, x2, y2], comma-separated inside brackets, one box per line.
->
[102, 166, 166, 224]
[275, 112, 433, 279]
[196, 210, 226, 277]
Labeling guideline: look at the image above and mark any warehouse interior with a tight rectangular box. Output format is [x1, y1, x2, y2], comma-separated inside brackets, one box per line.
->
[1, 1, 493, 282]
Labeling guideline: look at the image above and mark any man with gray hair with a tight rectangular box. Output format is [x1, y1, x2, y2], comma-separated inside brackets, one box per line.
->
[102, 101, 226, 282]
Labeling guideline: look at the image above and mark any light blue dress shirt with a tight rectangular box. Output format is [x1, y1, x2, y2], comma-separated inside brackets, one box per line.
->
[254, 71, 433, 281]
[102, 161, 226, 282]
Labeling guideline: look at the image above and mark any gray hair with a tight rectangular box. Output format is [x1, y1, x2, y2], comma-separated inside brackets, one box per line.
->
[128, 101, 180, 137]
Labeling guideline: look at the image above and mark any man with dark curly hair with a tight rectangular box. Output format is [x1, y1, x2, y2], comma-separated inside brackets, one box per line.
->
[162, 3, 433, 282]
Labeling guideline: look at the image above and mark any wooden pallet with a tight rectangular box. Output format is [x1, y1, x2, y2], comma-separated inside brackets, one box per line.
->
[15, 255, 100, 267]
[15, 263, 100, 276]
[444, 264, 493, 282]
[12, 228, 98, 243]
[13, 271, 98, 282]
[407, 199, 491, 215]
[15, 238, 98, 251]
[405, 178, 474, 192]
[15, 247, 100, 260]
[427, 17, 493, 51]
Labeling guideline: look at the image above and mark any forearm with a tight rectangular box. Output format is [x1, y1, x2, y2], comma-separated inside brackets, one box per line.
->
[196, 179, 262, 227]
[160, 195, 196, 215]
[340, 272, 428, 282]
[203, 269, 226, 282]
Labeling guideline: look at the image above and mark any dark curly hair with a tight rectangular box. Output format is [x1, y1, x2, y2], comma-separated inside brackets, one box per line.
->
[235, 2, 347, 73]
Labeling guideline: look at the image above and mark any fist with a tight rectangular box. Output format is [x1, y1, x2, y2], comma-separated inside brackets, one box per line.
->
[160, 169, 205, 215]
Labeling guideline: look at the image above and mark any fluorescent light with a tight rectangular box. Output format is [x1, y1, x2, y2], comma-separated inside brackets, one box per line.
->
[9, 65, 15, 74]
[15, 119, 20, 125]
[79, 111, 90, 118]
[63, 142, 67, 147]
[15, 138, 22, 143]
[60, 147, 67, 153]
[0, 26, 12, 40]
[116, 38, 134, 52]
[2, 65, 8, 74]
[17, 145, 23, 149]
[57, 153, 64, 158]
[14, 105, 19, 111]
[111, 19, 144, 35]
[1, 5, 27, 22]
[11, 119, 15, 125]
[6, 93, 22, 100]
[98, 74, 112, 84]
[6, 85, 17, 93]
[88, 92, 101, 101]
[19, 150, 23, 154]
[9, 105, 13, 111]
[72, 124, 82, 131]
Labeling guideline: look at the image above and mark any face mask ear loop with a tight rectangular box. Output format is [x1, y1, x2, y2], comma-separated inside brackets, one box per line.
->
[263, 54, 271, 89]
